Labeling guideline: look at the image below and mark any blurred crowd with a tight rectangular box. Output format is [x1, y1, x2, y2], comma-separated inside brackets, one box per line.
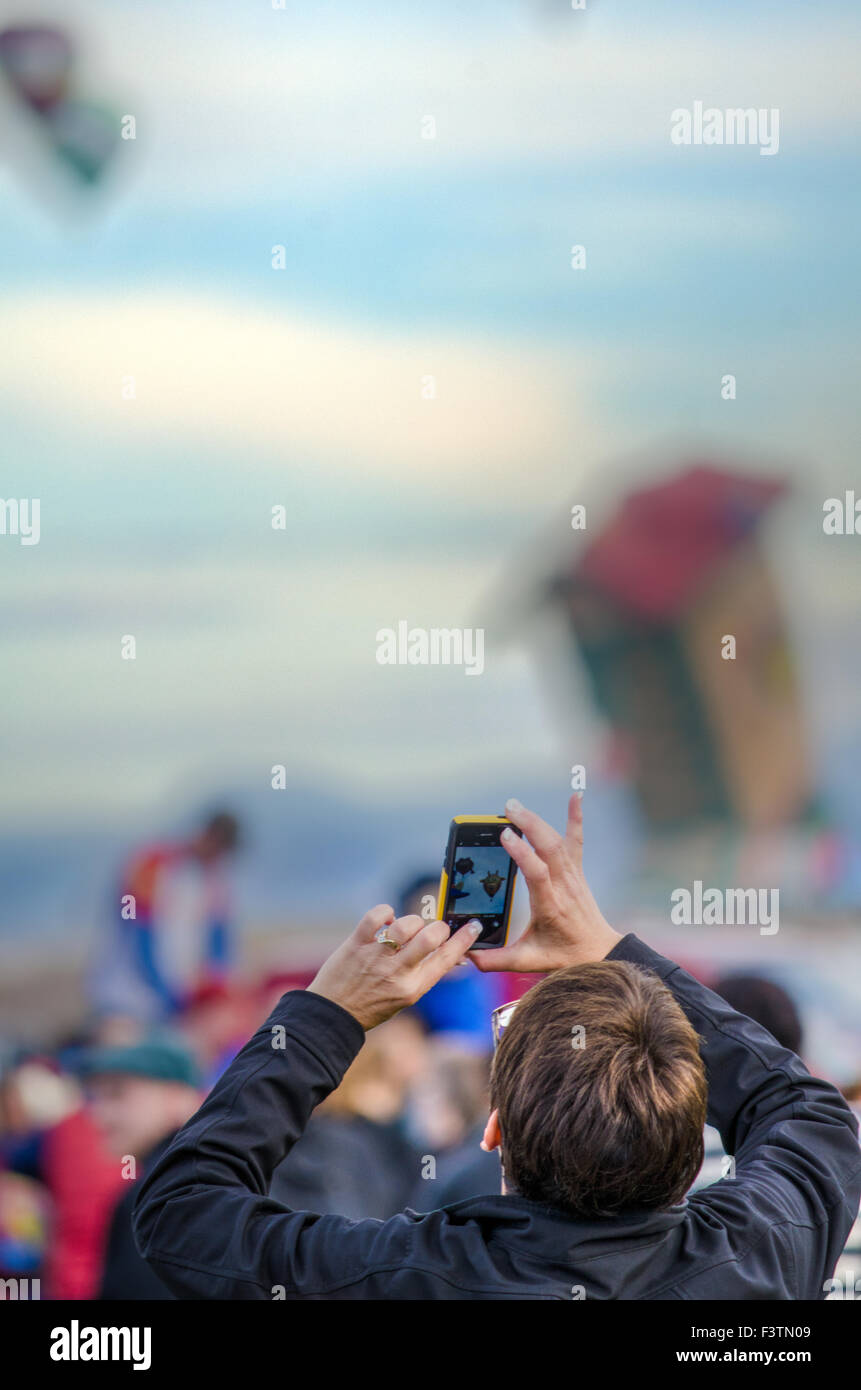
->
[1, 811, 859, 1300]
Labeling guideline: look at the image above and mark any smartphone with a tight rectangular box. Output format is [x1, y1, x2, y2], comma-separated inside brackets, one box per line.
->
[437, 815, 523, 949]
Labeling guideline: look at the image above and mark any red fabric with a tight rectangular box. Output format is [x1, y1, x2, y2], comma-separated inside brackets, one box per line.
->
[40, 1108, 125, 1300]
[576, 465, 786, 620]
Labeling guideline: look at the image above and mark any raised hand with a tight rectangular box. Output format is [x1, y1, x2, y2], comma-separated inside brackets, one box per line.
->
[308, 904, 482, 1029]
[469, 795, 621, 974]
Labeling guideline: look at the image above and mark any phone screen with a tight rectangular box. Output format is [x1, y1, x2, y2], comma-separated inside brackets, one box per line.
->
[442, 820, 520, 947]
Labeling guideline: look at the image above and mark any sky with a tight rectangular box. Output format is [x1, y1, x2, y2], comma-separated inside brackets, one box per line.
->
[1, 0, 860, 903]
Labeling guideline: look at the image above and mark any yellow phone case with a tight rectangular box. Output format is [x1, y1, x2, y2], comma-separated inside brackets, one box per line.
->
[437, 815, 516, 944]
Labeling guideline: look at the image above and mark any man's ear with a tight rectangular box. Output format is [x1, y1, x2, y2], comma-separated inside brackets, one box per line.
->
[480, 1108, 502, 1153]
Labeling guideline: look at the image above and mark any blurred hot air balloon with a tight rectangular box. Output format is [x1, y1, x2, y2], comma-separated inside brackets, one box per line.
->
[0, 22, 120, 194]
[0, 24, 72, 113]
[484, 457, 855, 911]
[543, 465, 807, 832]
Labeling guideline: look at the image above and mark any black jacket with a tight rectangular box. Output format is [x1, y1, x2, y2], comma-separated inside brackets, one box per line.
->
[100, 1136, 176, 1300]
[270, 1112, 419, 1220]
[133, 935, 861, 1300]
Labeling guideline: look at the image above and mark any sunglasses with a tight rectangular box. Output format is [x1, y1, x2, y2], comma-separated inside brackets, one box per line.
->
[491, 1000, 519, 1050]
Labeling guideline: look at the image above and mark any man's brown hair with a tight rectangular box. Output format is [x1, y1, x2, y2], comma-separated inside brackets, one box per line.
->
[490, 961, 707, 1218]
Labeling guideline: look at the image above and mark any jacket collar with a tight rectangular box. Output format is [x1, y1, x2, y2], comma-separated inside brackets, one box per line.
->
[425, 1191, 689, 1257]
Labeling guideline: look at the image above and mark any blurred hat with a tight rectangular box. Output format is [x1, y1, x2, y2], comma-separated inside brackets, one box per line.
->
[183, 980, 233, 1011]
[77, 1036, 201, 1088]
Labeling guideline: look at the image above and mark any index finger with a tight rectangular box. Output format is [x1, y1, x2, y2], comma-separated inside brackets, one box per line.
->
[504, 798, 567, 871]
[565, 793, 584, 870]
[416, 921, 482, 991]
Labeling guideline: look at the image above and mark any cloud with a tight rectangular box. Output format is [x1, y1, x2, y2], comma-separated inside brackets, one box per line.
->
[0, 289, 603, 495]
